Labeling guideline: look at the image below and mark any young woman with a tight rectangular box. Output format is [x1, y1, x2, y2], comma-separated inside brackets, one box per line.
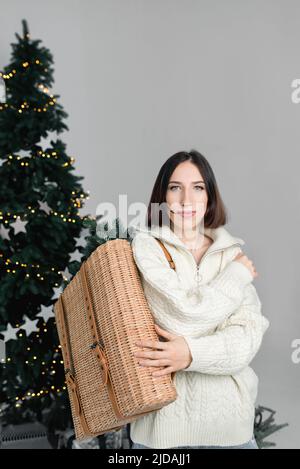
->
[129, 150, 270, 449]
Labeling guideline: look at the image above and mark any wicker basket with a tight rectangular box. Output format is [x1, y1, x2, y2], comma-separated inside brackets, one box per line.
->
[53, 238, 178, 440]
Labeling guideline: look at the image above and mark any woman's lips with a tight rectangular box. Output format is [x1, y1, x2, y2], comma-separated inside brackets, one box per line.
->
[176, 211, 196, 217]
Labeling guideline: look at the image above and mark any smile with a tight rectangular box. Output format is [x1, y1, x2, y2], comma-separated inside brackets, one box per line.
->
[176, 211, 196, 217]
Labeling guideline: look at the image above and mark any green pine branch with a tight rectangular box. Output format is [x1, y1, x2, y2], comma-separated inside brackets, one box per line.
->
[254, 405, 289, 448]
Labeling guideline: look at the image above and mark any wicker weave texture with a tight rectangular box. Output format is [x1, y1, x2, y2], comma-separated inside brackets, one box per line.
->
[54, 239, 177, 440]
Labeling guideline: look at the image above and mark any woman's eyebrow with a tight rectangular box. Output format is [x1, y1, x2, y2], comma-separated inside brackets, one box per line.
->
[168, 180, 205, 184]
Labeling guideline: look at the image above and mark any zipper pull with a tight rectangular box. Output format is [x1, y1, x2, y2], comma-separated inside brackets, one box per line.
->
[196, 265, 200, 286]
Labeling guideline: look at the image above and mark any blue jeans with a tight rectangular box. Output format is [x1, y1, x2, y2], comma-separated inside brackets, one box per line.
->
[131, 435, 259, 449]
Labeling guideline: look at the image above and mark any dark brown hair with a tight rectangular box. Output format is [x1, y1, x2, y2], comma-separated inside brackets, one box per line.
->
[146, 149, 228, 228]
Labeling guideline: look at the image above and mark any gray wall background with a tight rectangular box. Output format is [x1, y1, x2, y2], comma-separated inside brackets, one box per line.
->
[1, 0, 299, 449]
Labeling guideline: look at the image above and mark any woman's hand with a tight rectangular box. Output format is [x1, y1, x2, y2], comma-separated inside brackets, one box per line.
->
[133, 324, 192, 377]
[234, 251, 258, 279]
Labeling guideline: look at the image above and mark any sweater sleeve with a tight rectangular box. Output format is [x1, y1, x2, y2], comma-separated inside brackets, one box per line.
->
[131, 233, 254, 335]
[182, 283, 270, 374]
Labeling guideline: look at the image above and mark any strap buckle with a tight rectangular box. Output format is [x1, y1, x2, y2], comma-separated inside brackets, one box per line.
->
[90, 339, 104, 350]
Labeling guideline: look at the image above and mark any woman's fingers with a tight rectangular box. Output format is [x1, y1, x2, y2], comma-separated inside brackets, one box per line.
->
[134, 349, 168, 359]
[138, 359, 171, 367]
[234, 252, 259, 278]
[152, 366, 174, 377]
[135, 339, 167, 350]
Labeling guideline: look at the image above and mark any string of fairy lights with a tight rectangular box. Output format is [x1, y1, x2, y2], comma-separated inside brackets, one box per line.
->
[0, 57, 43, 82]
[3, 306, 80, 408]
[0, 188, 90, 279]
[11, 343, 67, 408]
[0, 64, 90, 226]
[2, 309, 72, 407]
[0, 198, 87, 225]
[3, 150, 76, 167]
[1, 58, 44, 79]
[0, 53, 97, 408]
[0, 256, 72, 282]
[0, 66, 57, 114]
[3, 323, 69, 407]
[0, 57, 90, 229]
[0, 59, 56, 115]
[14, 385, 67, 408]
[0, 98, 56, 114]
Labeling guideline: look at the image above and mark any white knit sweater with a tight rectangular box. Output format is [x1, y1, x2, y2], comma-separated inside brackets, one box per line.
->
[129, 223, 270, 448]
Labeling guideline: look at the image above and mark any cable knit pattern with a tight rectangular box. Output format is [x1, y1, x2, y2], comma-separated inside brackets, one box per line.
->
[129, 223, 270, 448]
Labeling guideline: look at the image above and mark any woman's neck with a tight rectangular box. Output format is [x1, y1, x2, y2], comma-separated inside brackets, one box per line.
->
[171, 223, 207, 250]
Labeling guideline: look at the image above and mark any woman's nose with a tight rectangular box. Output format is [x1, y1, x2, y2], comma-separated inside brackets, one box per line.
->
[180, 193, 193, 205]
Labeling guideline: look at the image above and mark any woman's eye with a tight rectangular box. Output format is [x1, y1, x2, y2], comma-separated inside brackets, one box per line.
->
[169, 185, 204, 191]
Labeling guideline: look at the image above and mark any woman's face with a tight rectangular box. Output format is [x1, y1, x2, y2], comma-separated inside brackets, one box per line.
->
[165, 161, 208, 232]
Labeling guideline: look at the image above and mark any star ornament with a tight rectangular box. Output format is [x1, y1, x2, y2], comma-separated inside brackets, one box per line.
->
[60, 267, 71, 281]
[11, 217, 27, 234]
[69, 249, 81, 262]
[51, 286, 63, 301]
[2, 317, 39, 341]
[0, 224, 10, 240]
[38, 200, 51, 215]
[37, 304, 55, 323]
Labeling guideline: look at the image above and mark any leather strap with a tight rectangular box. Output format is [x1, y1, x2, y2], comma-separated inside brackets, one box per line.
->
[154, 238, 176, 382]
[57, 295, 91, 435]
[155, 238, 176, 271]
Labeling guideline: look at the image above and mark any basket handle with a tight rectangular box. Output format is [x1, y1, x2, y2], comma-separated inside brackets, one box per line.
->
[56, 295, 91, 434]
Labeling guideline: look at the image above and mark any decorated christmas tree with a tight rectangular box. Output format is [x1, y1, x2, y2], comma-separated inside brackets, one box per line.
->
[0, 19, 90, 440]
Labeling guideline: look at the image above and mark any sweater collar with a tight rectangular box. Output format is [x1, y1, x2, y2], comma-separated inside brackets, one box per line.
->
[130, 222, 245, 253]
